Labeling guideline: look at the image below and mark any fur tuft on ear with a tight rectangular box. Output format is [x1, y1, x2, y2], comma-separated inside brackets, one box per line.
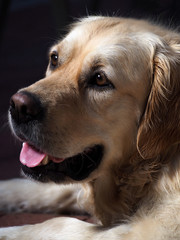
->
[137, 42, 180, 159]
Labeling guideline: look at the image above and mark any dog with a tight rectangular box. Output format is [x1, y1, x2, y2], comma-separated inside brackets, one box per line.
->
[0, 16, 180, 239]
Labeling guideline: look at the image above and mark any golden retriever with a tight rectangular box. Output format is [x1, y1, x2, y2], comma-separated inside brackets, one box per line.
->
[0, 16, 180, 239]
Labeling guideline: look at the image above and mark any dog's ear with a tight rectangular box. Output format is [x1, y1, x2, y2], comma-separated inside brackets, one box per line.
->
[137, 41, 180, 159]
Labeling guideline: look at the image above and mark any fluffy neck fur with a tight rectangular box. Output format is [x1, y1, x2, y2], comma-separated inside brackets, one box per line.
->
[90, 144, 180, 226]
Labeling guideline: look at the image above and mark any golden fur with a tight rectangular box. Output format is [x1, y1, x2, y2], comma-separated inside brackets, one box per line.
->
[1, 16, 180, 239]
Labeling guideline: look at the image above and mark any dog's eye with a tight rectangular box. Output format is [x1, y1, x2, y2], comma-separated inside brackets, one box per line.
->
[95, 73, 108, 86]
[89, 72, 114, 90]
[50, 52, 58, 67]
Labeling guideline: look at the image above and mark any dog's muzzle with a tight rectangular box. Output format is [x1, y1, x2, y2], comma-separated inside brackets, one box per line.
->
[9, 91, 104, 182]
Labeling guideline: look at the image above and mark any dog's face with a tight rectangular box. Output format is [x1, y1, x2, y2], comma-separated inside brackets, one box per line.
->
[9, 17, 180, 183]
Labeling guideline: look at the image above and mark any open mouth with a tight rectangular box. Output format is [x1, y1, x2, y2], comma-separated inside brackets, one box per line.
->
[20, 143, 104, 182]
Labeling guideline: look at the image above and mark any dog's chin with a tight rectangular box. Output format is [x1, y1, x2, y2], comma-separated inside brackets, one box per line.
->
[21, 145, 104, 183]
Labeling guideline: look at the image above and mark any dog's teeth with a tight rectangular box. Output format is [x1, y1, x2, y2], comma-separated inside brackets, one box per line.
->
[41, 156, 49, 165]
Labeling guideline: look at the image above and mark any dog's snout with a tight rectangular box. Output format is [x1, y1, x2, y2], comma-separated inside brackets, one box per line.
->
[10, 92, 43, 124]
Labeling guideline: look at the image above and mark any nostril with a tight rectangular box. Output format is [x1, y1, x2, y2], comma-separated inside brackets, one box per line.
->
[9, 97, 19, 122]
[9, 91, 44, 124]
[10, 98, 15, 109]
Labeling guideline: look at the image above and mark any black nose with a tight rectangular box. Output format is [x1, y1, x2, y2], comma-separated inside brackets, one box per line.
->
[10, 91, 43, 124]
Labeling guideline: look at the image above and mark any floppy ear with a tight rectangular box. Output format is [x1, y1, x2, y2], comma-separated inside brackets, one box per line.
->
[137, 41, 180, 159]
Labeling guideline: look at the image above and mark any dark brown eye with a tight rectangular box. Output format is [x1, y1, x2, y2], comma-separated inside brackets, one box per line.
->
[50, 52, 58, 67]
[89, 72, 114, 90]
[95, 73, 108, 86]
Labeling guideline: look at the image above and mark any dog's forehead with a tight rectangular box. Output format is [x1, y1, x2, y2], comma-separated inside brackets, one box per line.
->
[50, 17, 158, 60]
[50, 17, 123, 55]
[48, 17, 159, 84]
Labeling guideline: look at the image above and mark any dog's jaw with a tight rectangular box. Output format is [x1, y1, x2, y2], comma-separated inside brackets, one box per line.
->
[20, 144, 104, 183]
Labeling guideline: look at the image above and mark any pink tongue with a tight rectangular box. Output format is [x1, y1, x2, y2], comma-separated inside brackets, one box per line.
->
[20, 143, 46, 168]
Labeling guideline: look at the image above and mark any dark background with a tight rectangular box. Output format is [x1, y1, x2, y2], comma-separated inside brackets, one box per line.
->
[0, 0, 180, 180]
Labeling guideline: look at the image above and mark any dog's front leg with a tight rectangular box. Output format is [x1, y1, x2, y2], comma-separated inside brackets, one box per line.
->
[0, 217, 97, 240]
[0, 179, 85, 215]
[0, 215, 167, 240]
[0, 217, 131, 240]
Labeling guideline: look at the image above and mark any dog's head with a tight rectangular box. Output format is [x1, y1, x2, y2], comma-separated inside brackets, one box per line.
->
[9, 17, 180, 183]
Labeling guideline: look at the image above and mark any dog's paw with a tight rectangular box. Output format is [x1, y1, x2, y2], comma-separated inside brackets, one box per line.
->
[0, 179, 84, 215]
